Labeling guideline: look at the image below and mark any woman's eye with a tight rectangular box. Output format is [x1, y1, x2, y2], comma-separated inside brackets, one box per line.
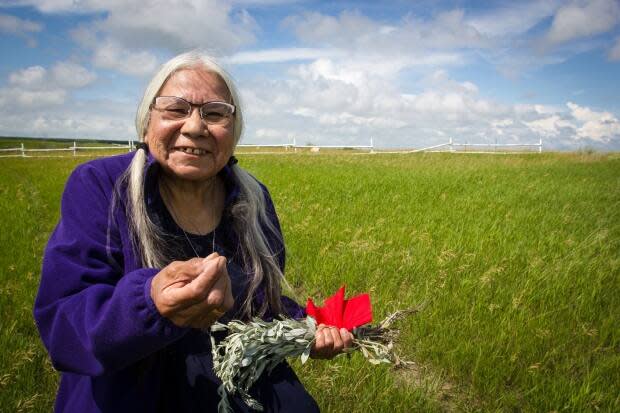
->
[204, 112, 225, 120]
[165, 108, 188, 116]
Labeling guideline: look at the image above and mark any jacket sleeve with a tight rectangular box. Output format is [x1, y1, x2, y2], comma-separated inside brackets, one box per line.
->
[261, 185, 306, 320]
[34, 162, 187, 377]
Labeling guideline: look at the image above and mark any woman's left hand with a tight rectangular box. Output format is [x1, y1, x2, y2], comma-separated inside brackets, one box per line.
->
[310, 324, 354, 359]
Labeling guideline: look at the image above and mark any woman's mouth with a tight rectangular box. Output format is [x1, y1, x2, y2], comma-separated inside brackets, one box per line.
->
[173, 146, 208, 155]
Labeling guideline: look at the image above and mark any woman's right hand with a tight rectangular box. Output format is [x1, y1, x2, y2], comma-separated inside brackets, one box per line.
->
[150, 252, 234, 330]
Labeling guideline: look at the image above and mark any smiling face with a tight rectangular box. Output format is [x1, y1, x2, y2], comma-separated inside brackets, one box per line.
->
[144, 68, 235, 182]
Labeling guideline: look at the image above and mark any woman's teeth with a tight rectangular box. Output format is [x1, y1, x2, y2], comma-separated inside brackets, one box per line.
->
[176, 147, 206, 155]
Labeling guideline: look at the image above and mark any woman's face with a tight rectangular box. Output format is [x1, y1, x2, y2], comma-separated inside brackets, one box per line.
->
[145, 68, 235, 182]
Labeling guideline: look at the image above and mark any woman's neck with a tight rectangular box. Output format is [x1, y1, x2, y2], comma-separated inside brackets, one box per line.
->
[159, 173, 225, 235]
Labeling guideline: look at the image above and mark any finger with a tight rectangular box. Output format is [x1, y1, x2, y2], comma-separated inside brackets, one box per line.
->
[322, 327, 334, 351]
[189, 305, 227, 330]
[313, 329, 325, 357]
[220, 264, 234, 310]
[184, 266, 230, 327]
[166, 258, 223, 305]
[162, 258, 208, 287]
[186, 257, 209, 275]
[329, 327, 344, 354]
[341, 328, 354, 349]
[192, 256, 226, 292]
[205, 257, 232, 308]
[157, 261, 192, 287]
[203, 252, 219, 262]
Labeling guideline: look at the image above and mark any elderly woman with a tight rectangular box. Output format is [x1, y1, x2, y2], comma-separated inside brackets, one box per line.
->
[34, 52, 351, 412]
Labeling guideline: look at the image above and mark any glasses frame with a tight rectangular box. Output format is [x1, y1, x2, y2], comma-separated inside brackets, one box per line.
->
[151, 96, 236, 125]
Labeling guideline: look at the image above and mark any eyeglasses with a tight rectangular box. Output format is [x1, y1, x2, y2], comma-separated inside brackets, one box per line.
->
[151, 96, 235, 125]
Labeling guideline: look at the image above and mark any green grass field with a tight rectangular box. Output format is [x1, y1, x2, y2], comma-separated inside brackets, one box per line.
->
[1, 151, 618, 412]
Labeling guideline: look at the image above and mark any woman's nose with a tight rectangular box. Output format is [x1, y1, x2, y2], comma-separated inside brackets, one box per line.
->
[181, 107, 208, 137]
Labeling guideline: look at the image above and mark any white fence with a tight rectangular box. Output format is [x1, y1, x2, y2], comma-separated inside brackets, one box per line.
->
[239, 137, 543, 154]
[237, 137, 374, 153]
[405, 138, 543, 154]
[0, 137, 543, 158]
[0, 141, 135, 158]
[0, 138, 377, 157]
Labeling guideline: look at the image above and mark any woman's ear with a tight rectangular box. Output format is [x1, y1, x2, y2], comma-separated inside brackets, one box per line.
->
[143, 111, 153, 144]
[143, 125, 151, 145]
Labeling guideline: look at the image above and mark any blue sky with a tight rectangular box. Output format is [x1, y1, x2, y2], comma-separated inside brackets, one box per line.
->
[1, 0, 619, 150]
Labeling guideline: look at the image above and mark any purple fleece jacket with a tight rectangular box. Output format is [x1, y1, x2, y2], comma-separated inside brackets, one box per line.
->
[34, 152, 318, 412]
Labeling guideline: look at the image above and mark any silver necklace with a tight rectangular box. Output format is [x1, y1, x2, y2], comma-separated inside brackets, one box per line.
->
[160, 181, 218, 258]
[179, 225, 216, 258]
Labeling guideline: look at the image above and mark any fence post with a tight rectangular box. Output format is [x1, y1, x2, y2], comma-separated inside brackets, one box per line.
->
[73, 141, 77, 156]
[449, 137, 453, 152]
[293, 136, 297, 153]
[370, 137, 374, 153]
[21, 143, 25, 157]
[128, 140, 132, 152]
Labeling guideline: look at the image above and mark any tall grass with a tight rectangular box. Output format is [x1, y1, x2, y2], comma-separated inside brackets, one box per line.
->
[1, 152, 618, 412]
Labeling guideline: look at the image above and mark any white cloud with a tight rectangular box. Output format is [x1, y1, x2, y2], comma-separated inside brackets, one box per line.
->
[51, 61, 97, 88]
[3, 1, 620, 149]
[237, 57, 620, 150]
[278, 2, 596, 82]
[96, 1, 256, 53]
[567, 101, 620, 142]
[522, 102, 620, 144]
[544, 0, 620, 47]
[283, 10, 376, 47]
[92, 41, 158, 76]
[70, 25, 98, 48]
[608, 36, 620, 60]
[1, 0, 100, 13]
[468, 1, 559, 37]
[1, 62, 96, 109]
[224, 48, 341, 64]
[12, 0, 258, 76]
[0, 96, 136, 140]
[0, 13, 42, 45]
[0, 111, 134, 140]
[47, 0, 256, 49]
[240, 59, 514, 147]
[36, 0, 259, 76]
[278, 6, 573, 82]
[6, 89, 67, 106]
[8, 62, 96, 89]
[491, 119, 514, 136]
[2, 66, 65, 107]
[524, 114, 574, 137]
[255, 128, 287, 139]
[284, 9, 487, 54]
[9, 65, 47, 88]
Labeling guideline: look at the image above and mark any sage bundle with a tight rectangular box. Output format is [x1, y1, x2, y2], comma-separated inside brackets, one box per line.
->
[210, 286, 417, 412]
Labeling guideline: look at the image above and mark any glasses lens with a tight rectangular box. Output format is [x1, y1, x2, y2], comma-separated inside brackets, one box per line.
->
[201, 102, 234, 125]
[154, 97, 190, 119]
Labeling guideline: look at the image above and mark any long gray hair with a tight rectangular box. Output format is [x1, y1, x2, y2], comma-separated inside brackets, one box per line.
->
[116, 51, 285, 318]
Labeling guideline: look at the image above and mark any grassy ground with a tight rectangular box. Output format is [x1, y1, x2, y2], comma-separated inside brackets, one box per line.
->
[0, 151, 618, 412]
